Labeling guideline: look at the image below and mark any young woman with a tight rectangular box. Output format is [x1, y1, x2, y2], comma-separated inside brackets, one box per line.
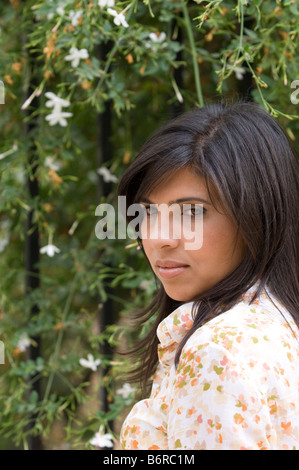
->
[117, 101, 299, 450]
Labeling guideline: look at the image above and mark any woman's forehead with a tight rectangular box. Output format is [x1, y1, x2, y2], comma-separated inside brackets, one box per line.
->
[144, 167, 207, 199]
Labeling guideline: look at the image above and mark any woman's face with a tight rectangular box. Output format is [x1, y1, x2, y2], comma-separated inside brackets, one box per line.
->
[140, 167, 246, 302]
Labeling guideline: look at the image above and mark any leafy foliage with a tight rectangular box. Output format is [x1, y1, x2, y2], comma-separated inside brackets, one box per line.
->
[0, 0, 298, 449]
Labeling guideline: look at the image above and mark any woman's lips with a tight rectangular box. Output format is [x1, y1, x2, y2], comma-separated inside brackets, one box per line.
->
[156, 260, 189, 279]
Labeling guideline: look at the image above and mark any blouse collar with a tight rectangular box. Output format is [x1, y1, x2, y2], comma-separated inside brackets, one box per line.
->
[156, 302, 194, 369]
[156, 284, 267, 368]
[157, 302, 194, 350]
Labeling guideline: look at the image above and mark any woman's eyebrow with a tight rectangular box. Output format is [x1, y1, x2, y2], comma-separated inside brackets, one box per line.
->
[139, 197, 211, 205]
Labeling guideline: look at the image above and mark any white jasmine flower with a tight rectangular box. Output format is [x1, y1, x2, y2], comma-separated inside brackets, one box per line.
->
[227, 65, 246, 81]
[45, 108, 73, 127]
[40, 243, 61, 257]
[146, 32, 168, 52]
[47, 2, 66, 19]
[149, 32, 167, 44]
[90, 428, 114, 448]
[17, 333, 31, 352]
[45, 92, 71, 110]
[65, 46, 89, 68]
[69, 10, 83, 26]
[116, 383, 135, 399]
[56, 7, 65, 17]
[97, 166, 118, 183]
[47, 1, 68, 20]
[234, 66, 246, 80]
[98, 0, 115, 7]
[107, 8, 129, 28]
[45, 156, 61, 172]
[45, 92, 72, 126]
[56, 4, 66, 16]
[79, 354, 101, 371]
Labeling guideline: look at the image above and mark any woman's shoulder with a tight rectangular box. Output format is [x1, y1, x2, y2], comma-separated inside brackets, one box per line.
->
[183, 288, 299, 365]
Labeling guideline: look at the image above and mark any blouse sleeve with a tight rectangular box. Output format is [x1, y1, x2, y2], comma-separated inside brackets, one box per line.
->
[120, 362, 171, 450]
[167, 343, 275, 450]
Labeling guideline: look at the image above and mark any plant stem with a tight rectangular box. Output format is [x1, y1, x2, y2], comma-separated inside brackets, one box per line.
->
[182, 2, 204, 107]
[93, 0, 137, 99]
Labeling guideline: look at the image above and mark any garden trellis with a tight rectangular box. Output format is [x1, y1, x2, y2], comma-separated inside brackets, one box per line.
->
[0, 0, 298, 450]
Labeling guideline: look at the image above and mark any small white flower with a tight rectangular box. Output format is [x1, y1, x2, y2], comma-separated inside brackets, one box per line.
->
[97, 166, 118, 183]
[90, 429, 114, 448]
[45, 92, 71, 110]
[65, 46, 89, 68]
[17, 333, 31, 352]
[146, 32, 168, 52]
[47, 2, 66, 19]
[234, 66, 246, 80]
[40, 244, 61, 257]
[149, 32, 167, 43]
[45, 92, 72, 126]
[69, 10, 83, 26]
[107, 8, 129, 28]
[56, 4, 66, 16]
[45, 108, 73, 127]
[227, 65, 246, 81]
[116, 383, 135, 399]
[79, 354, 101, 371]
[56, 7, 65, 16]
[98, 0, 115, 7]
[45, 156, 61, 172]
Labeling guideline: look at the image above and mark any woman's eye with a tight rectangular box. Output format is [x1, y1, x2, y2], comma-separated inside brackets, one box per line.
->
[141, 203, 205, 219]
[145, 205, 158, 216]
[183, 204, 205, 217]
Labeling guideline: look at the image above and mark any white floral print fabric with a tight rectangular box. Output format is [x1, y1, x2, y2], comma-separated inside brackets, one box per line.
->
[120, 285, 299, 450]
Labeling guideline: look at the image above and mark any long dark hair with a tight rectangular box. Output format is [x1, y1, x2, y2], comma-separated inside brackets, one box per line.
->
[117, 101, 299, 394]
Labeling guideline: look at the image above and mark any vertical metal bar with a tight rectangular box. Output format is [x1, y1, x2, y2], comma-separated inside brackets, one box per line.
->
[22, 7, 42, 450]
[97, 42, 115, 443]
[24, 171, 42, 451]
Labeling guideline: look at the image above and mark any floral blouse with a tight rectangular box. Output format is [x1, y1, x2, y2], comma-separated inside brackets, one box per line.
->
[120, 285, 299, 450]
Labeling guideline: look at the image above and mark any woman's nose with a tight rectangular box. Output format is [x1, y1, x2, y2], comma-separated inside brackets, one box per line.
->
[141, 205, 181, 248]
